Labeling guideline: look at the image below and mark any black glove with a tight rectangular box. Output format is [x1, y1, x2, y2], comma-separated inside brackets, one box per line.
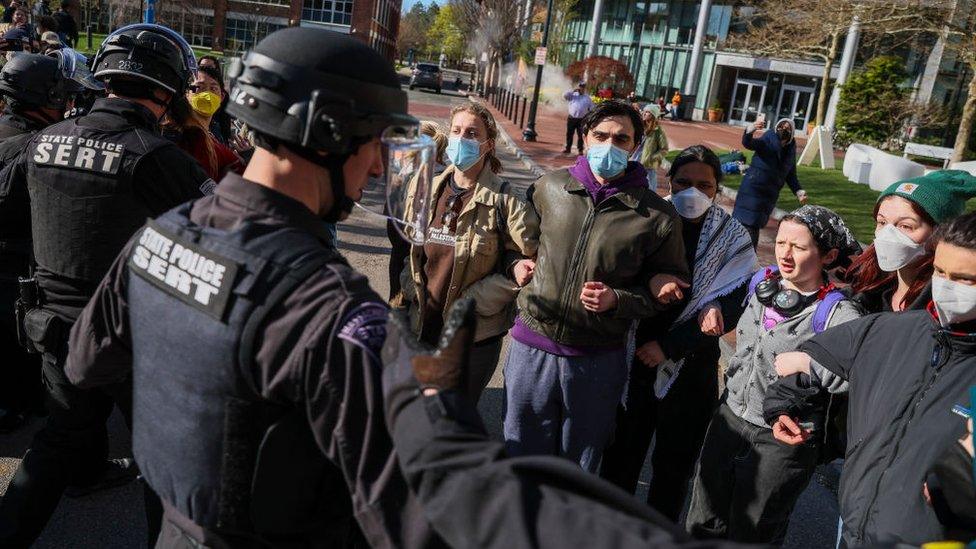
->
[382, 298, 477, 430]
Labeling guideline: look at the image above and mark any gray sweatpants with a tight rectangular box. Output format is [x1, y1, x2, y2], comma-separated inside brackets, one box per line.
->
[502, 339, 628, 473]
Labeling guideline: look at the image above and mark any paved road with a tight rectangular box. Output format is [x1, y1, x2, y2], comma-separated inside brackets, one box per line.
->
[0, 85, 837, 548]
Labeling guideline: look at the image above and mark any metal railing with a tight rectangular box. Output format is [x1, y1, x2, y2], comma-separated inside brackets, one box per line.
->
[487, 86, 529, 129]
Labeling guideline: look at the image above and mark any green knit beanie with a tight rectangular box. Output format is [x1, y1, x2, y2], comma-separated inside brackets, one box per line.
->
[878, 170, 976, 224]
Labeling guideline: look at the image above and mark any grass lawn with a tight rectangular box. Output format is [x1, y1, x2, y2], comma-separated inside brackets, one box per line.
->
[76, 33, 228, 61]
[667, 149, 976, 243]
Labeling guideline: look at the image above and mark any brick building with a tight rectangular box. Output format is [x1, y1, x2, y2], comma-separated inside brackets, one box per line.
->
[77, 0, 399, 59]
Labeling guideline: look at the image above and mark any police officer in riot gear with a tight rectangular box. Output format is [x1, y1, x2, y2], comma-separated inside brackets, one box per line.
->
[64, 27, 442, 548]
[0, 53, 78, 433]
[0, 25, 212, 547]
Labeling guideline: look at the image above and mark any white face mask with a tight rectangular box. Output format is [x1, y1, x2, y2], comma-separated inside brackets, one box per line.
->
[670, 186, 713, 219]
[873, 223, 927, 272]
[932, 276, 976, 327]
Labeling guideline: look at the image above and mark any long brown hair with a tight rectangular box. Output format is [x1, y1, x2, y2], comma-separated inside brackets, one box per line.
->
[846, 197, 936, 308]
[449, 103, 501, 174]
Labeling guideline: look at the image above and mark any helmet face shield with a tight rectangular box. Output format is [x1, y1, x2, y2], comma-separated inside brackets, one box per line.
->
[356, 125, 435, 246]
[53, 48, 102, 91]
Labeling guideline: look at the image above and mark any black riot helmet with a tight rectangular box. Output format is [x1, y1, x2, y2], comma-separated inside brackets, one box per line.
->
[0, 53, 74, 113]
[226, 28, 429, 224]
[92, 24, 196, 98]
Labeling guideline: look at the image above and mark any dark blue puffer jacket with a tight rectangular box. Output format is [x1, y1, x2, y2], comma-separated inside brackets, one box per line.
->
[732, 127, 802, 229]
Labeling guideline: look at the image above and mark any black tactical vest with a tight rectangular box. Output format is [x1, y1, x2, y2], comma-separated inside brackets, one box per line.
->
[26, 116, 169, 284]
[127, 202, 350, 545]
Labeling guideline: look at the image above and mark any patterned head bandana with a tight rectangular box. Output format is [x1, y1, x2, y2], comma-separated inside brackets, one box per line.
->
[787, 205, 862, 269]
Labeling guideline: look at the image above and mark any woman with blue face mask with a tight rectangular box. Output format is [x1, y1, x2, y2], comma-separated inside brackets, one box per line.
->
[399, 103, 539, 403]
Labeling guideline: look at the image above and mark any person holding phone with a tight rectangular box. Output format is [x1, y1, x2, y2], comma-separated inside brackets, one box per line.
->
[733, 117, 808, 249]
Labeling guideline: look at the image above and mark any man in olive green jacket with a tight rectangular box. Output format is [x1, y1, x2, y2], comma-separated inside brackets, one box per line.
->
[504, 100, 688, 472]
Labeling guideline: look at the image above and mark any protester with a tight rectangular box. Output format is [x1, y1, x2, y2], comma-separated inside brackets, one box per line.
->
[768, 210, 976, 546]
[503, 99, 689, 473]
[2, 0, 20, 24]
[196, 55, 234, 146]
[733, 118, 808, 248]
[162, 93, 241, 181]
[562, 80, 593, 155]
[670, 90, 681, 120]
[53, 0, 77, 48]
[3, 6, 35, 50]
[601, 145, 758, 522]
[633, 103, 668, 189]
[846, 171, 976, 314]
[388, 120, 448, 307]
[401, 103, 539, 402]
[685, 205, 863, 543]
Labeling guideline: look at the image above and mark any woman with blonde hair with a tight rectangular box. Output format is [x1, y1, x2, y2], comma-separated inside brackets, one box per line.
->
[401, 103, 540, 402]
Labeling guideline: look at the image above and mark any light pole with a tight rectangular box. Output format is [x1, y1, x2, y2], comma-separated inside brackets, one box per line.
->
[522, 0, 555, 142]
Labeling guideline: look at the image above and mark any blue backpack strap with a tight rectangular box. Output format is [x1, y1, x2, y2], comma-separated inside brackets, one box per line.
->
[812, 290, 846, 334]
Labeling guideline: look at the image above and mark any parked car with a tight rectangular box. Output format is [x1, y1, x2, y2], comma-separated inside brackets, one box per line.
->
[410, 63, 442, 93]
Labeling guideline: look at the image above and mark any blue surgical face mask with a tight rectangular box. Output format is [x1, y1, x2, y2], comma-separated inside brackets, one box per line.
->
[586, 142, 629, 179]
[446, 136, 484, 172]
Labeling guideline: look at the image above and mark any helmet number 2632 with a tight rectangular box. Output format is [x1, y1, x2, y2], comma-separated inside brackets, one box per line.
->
[118, 60, 144, 72]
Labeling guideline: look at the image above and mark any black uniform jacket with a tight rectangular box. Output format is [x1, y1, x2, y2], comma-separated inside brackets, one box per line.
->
[0, 98, 212, 322]
[65, 174, 442, 549]
[382, 334, 754, 549]
[764, 305, 976, 546]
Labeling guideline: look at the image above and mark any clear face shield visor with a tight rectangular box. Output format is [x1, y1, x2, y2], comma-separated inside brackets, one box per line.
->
[355, 124, 435, 246]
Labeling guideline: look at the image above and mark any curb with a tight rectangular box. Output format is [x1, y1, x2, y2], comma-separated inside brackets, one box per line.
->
[469, 95, 546, 178]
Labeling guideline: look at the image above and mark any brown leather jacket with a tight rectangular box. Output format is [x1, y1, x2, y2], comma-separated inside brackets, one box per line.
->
[517, 168, 688, 347]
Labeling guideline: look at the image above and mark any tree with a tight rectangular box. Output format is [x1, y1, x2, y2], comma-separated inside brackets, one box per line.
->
[728, 0, 942, 127]
[449, 0, 523, 92]
[398, 2, 438, 60]
[835, 56, 910, 149]
[427, 3, 466, 64]
[924, 1, 976, 161]
[565, 56, 635, 96]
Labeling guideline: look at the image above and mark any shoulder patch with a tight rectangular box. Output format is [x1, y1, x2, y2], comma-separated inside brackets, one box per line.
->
[129, 219, 239, 320]
[338, 302, 388, 361]
[32, 134, 125, 174]
[200, 178, 216, 195]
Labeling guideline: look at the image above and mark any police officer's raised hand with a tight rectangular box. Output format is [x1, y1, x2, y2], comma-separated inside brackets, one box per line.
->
[775, 351, 812, 377]
[772, 415, 811, 446]
[382, 298, 477, 424]
[580, 281, 617, 313]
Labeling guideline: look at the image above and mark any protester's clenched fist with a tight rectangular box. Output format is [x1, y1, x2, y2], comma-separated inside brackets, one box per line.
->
[512, 259, 536, 286]
[698, 303, 724, 336]
[580, 281, 617, 313]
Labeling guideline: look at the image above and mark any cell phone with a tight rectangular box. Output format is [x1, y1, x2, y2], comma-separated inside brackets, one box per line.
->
[798, 421, 815, 431]
[755, 113, 766, 126]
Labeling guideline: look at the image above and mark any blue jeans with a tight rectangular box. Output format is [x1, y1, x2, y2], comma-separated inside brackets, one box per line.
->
[503, 339, 628, 473]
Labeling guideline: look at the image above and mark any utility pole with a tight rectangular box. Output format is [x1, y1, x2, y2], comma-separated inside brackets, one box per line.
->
[143, 0, 155, 23]
[823, 16, 860, 131]
[522, 0, 554, 141]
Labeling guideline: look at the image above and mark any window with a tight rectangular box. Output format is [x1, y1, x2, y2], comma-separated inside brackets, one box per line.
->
[302, 0, 353, 26]
[225, 17, 285, 53]
[156, 6, 214, 48]
[238, 0, 289, 5]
